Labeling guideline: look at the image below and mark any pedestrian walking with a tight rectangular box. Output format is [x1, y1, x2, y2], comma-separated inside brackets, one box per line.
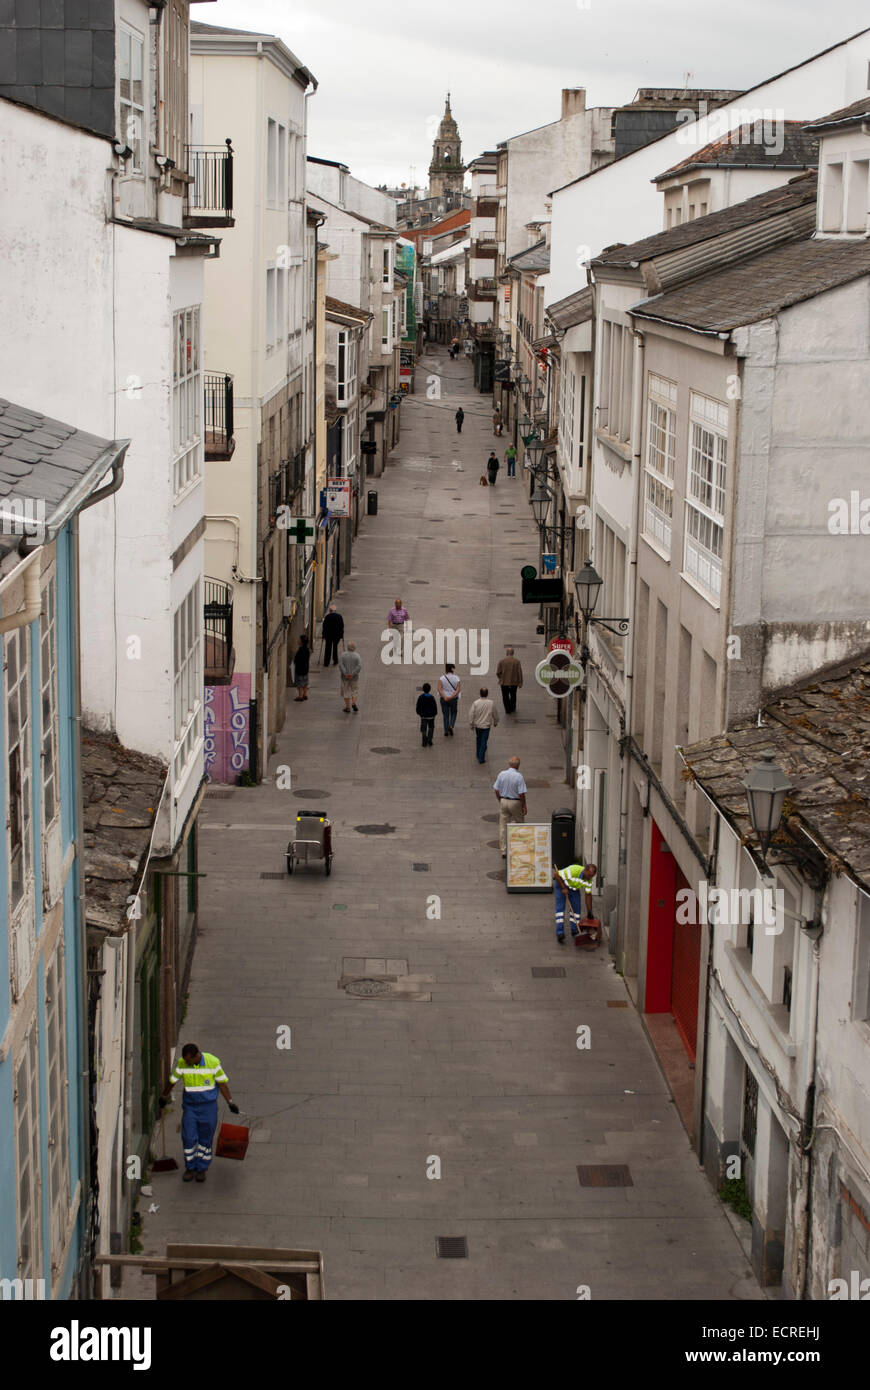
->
[339, 641, 362, 712]
[159, 1043, 239, 1183]
[322, 603, 344, 666]
[504, 443, 517, 477]
[416, 682, 437, 746]
[486, 451, 500, 485]
[552, 861, 597, 943]
[455, 406, 464, 433]
[437, 663, 461, 736]
[496, 647, 524, 713]
[468, 686, 499, 763]
[493, 756, 527, 857]
[492, 407, 503, 436]
[293, 634, 311, 701]
[387, 597, 410, 634]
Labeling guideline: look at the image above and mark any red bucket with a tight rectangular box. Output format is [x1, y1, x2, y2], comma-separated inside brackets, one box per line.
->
[215, 1122, 250, 1160]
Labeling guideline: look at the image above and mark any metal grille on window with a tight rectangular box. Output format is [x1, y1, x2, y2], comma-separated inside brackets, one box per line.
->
[741, 1066, 758, 1159]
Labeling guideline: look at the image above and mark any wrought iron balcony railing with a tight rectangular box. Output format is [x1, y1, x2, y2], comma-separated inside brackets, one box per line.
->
[204, 578, 234, 684]
[204, 372, 235, 460]
[185, 140, 234, 228]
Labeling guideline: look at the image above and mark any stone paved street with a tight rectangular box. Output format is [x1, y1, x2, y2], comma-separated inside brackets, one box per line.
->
[139, 352, 762, 1300]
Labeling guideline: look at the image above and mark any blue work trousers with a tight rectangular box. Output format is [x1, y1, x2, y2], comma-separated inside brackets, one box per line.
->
[554, 882, 582, 939]
[181, 1091, 219, 1171]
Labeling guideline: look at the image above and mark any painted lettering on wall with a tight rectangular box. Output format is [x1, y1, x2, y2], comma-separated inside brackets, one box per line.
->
[204, 674, 251, 783]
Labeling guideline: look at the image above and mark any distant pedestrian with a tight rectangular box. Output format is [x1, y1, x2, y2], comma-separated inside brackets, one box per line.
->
[468, 686, 499, 764]
[293, 635, 311, 701]
[496, 647, 523, 714]
[416, 682, 437, 747]
[493, 756, 527, 857]
[438, 663, 461, 736]
[504, 443, 517, 477]
[552, 861, 597, 944]
[455, 407, 464, 433]
[387, 597, 410, 634]
[339, 641, 362, 712]
[486, 452, 499, 485]
[492, 407, 503, 436]
[322, 603, 344, 666]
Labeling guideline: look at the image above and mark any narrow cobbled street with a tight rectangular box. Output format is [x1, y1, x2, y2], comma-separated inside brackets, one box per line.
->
[142, 352, 761, 1300]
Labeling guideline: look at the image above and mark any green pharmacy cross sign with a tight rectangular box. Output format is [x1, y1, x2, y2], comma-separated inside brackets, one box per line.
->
[282, 515, 315, 544]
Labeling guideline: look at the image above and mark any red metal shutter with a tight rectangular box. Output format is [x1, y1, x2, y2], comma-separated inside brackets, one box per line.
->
[671, 908, 701, 1061]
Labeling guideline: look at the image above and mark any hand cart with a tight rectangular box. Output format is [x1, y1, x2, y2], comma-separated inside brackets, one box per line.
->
[286, 810, 333, 876]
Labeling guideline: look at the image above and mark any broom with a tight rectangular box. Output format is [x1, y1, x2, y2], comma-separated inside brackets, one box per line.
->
[151, 1112, 178, 1172]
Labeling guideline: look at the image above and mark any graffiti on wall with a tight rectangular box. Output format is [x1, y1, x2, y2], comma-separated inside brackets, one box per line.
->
[204, 674, 251, 783]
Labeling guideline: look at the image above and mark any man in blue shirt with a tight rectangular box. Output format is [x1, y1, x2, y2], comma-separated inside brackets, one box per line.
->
[493, 756, 528, 857]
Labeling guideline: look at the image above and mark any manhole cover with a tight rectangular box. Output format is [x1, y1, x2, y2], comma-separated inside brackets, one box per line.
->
[577, 1165, 633, 1188]
[436, 1236, 468, 1259]
[354, 824, 397, 835]
[481, 814, 498, 823]
[345, 979, 393, 998]
[293, 789, 330, 797]
[333, 904, 348, 911]
[206, 790, 234, 799]
[260, 872, 286, 880]
[370, 747, 401, 754]
[409, 580, 429, 584]
[413, 863, 430, 871]
[487, 870, 505, 881]
[532, 967, 566, 978]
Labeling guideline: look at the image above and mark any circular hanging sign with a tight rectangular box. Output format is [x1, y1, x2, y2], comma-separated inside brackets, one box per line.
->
[535, 653, 583, 698]
[520, 565, 537, 580]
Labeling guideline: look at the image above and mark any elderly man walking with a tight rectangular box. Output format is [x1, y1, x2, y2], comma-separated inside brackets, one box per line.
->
[496, 647, 523, 713]
[322, 603, 344, 667]
[468, 686, 499, 764]
[339, 641, 362, 712]
[493, 756, 527, 857]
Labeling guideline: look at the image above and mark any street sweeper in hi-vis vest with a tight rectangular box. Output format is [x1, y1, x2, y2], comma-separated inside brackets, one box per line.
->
[159, 1043, 239, 1183]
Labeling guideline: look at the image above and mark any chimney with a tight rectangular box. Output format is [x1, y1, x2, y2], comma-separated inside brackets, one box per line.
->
[561, 88, 586, 120]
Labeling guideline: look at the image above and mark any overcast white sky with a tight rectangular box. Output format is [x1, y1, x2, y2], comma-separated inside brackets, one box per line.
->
[200, 0, 870, 188]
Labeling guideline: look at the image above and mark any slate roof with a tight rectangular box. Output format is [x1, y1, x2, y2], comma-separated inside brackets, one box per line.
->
[593, 171, 817, 269]
[631, 234, 870, 333]
[508, 239, 550, 274]
[82, 731, 165, 934]
[546, 286, 593, 329]
[0, 398, 126, 559]
[804, 95, 870, 132]
[653, 123, 819, 181]
[681, 656, 870, 892]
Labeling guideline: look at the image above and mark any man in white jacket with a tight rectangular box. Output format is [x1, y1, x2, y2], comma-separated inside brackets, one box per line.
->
[468, 686, 499, 764]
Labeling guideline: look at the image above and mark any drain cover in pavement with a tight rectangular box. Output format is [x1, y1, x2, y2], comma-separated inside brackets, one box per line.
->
[413, 863, 430, 871]
[206, 790, 234, 799]
[293, 789, 330, 797]
[260, 872, 286, 880]
[409, 580, 429, 584]
[370, 747, 401, 754]
[354, 824, 396, 835]
[487, 870, 505, 881]
[486, 839, 500, 849]
[345, 979, 393, 998]
[577, 1165, 633, 1188]
[481, 814, 498, 823]
[436, 1236, 468, 1259]
[532, 967, 566, 978]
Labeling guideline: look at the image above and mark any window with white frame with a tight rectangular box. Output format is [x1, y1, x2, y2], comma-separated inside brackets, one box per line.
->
[40, 574, 59, 833]
[45, 940, 70, 1256]
[644, 374, 677, 554]
[172, 306, 202, 494]
[173, 580, 202, 787]
[336, 330, 357, 405]
[6, 623, 32, 914]
[684, 391, 728, 600]
[599, 318, 632, 442]
[266, 267, 286, 351]
[381, 308, 390, 350]
[267, 118, 287, 206]
[119, 25, 145, 172]
[15, 1018, 40, 1280]
[559, 367, 575, 473]
[382, 245, 392, 285]
[345, 405, 358, 475]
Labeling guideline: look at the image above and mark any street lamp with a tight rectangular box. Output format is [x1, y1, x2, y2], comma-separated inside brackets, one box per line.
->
[572, 558, 630, 671]
[742, 751, 792, 861]
[530, 480, 552, 528]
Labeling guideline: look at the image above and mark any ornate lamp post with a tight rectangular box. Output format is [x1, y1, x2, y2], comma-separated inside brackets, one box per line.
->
[573, 558, 629, 671]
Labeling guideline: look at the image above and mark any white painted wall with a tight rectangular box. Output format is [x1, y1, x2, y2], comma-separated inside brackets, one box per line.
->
[549, 31, 870, 301]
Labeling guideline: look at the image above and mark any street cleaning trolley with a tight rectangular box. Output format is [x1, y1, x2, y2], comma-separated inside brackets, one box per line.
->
[286, 809, 333, 876]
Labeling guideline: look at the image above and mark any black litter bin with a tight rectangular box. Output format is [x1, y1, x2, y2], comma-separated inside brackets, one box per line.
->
[367, 490, 378, 516]
[551, 808, 576, 869]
